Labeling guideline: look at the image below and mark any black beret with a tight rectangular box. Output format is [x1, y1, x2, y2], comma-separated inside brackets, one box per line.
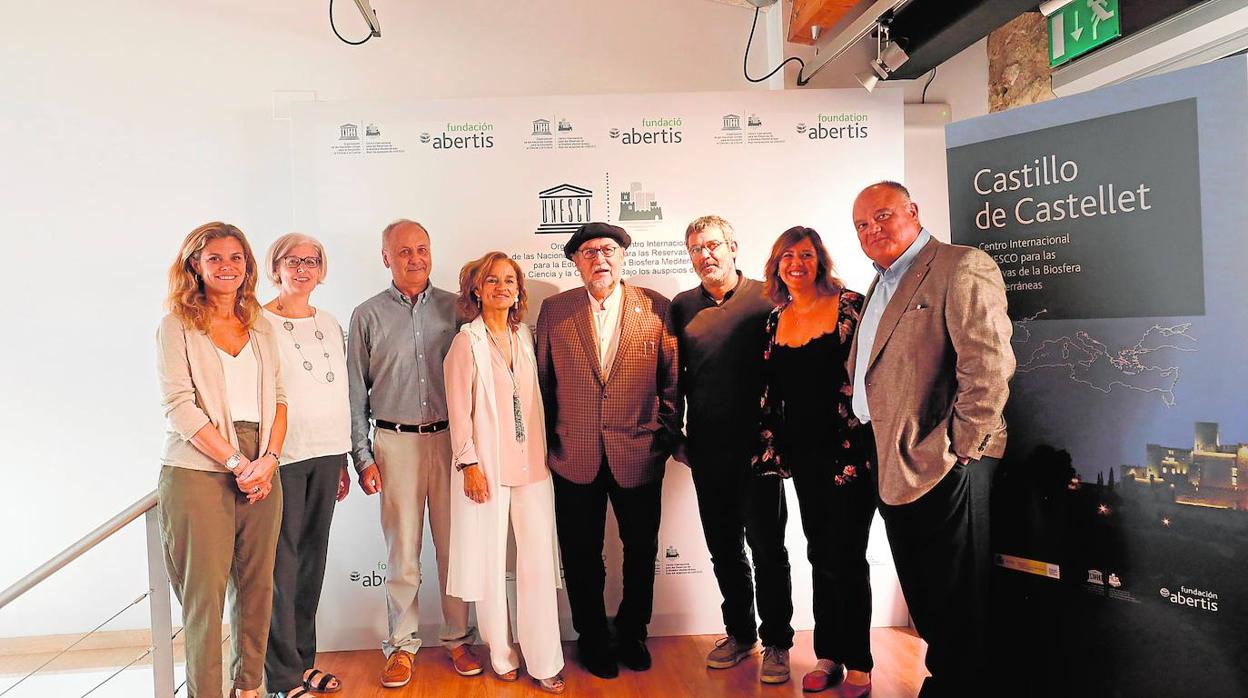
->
[562, 222, 632, 260]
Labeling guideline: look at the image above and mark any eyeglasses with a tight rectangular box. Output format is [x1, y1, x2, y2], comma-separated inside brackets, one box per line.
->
[579, 245, 619, 260]
[688, 239, 727, 257]
[281, 255, 322, 269]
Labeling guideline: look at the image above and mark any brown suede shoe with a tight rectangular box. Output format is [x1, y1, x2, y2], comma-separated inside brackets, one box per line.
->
[380, 650, 414, 688]
[448, 644, 484, 676]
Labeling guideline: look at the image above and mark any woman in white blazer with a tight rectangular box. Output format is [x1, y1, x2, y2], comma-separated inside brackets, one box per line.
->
[444, 251, 565, 693]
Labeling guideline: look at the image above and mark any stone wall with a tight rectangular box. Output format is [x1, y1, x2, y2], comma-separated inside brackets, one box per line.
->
[988, 11, 1056, 113]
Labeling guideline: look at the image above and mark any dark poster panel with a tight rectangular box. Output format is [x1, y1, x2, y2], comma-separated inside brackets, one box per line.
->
[946, 57, 1248, 697]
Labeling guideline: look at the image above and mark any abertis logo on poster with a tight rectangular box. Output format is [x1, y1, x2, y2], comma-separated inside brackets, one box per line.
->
[796, 112, 870, 140]
[349, 562, 388, 589]
[609, 117, 683, 145]
[1160, 585, 1219, 612]
[419, 120, 496, 149]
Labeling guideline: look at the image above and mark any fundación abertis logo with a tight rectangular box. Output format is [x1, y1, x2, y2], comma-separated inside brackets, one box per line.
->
[1160, 585, 1219, 612]
[608, 117, 683, 145]
[796, 112, 870, 141]
[535, 183, 594, 235]
[418, 120, 495, 149]
[349, 562, 388, 588]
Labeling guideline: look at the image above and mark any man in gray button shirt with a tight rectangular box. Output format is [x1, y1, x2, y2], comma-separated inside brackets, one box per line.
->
[347, 219, 479, 687]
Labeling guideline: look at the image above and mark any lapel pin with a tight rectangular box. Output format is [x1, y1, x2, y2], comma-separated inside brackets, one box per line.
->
[634, 306, 641, 313]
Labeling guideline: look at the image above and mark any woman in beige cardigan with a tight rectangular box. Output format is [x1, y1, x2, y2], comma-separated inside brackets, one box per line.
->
[157, 221, 287, 698]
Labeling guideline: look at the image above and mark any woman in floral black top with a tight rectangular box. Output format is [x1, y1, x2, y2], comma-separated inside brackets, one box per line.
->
[753, 226, 876, 696]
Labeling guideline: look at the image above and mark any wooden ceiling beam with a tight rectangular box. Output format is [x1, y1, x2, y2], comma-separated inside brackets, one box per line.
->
[788, 0, 862, 45]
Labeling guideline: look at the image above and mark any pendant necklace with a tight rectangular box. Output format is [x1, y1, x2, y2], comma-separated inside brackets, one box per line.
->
[281, 310, 335, 384]
[486, 325, 526, 443]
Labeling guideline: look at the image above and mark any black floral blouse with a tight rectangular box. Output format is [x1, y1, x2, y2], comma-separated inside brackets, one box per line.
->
[751, 290, 873, 484]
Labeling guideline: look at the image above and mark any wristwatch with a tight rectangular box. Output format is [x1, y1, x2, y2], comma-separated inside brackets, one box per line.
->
[224, 451, 244, 472]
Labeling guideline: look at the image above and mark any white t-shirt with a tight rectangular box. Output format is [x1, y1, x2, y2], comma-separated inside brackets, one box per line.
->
[217, 341, 260, 423]
[262, 308, 352, 465]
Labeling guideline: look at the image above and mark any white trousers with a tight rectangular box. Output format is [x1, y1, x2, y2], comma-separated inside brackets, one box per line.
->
[374, 428, 473, 655]
[477, 478, 565, 680]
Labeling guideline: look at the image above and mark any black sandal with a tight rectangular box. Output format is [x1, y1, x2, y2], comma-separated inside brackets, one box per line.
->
[303, 669, 342, 694]
[271, 687, 310, 698]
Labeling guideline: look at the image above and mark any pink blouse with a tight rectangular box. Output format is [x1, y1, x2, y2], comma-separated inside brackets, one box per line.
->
[486, 330, 548, 487]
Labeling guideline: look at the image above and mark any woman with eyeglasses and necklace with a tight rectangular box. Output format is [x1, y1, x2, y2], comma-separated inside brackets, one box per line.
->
[443, 251, 565, 693]
[157, 222, 286, 698]
[259, 233, 351, 698]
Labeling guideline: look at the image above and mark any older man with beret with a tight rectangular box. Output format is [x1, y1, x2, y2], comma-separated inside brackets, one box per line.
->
[534, 222, 681, 679]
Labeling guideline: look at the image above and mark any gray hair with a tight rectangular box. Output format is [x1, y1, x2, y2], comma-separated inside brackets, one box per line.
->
[684, 215, 737, 244]
[381, 219, 428, 249]
[862, 180, 912, 200]
[265, 232, 327, 286]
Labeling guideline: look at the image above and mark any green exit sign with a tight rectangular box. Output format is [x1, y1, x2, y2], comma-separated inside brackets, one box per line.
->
[1049, 0, 1121, 67]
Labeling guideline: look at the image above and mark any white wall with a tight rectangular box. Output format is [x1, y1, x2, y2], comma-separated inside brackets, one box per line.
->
[0, 0, 989, 637]
[788, 29, 990, 242]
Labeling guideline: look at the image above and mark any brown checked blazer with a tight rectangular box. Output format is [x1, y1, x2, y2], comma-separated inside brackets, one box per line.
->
[848, 237, 1015, 506]
[535, 282, 681, 488]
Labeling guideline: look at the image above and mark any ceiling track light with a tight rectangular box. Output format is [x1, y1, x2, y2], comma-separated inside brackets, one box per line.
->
[855, 21, 910, 92]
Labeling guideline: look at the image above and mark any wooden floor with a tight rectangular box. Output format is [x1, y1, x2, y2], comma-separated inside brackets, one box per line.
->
[0, 628, 926, 696]
[312, 629, 926, 698]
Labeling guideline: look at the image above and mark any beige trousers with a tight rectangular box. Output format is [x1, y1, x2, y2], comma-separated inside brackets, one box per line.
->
[374, 428, 473, 655]
[476, 479, 565, 681]
[158, 422, 282, 697]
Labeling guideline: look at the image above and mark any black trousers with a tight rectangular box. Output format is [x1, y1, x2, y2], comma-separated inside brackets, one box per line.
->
[690, 454, 794, 649]
[878, 457, 997, 697]
[552, 464, 662, 646]
[790, 456, 878, 671]
[264, 453, 345, 692]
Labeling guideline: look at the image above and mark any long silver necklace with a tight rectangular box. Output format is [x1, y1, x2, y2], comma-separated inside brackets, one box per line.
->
[486, 325, 526, 443]
[279, 309, 335, 384]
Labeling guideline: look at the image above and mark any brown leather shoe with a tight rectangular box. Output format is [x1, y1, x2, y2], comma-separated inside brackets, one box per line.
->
[448, 644, 484, 676]
[380, 650, 414, 688]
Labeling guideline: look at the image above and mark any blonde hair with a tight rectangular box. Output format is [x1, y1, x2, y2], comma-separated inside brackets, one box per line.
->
[166, 222, 261, 332]
[455, 252, 528, 329]
[265, 232, 328, 285]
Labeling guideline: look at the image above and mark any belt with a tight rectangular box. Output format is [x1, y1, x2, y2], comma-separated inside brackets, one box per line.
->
[374, 419, 449, 434]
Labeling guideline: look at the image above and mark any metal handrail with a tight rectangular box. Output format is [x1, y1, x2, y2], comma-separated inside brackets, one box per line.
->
[0, 489, 174, 696]
[0, 490, 157, 611]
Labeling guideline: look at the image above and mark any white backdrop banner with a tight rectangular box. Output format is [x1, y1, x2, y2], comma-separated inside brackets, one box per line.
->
[288, 88, 909, 651]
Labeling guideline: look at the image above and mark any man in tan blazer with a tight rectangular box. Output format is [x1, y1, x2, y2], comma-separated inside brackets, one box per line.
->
[535, 222, 681, 679]
[847, 182, 1014, 697]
